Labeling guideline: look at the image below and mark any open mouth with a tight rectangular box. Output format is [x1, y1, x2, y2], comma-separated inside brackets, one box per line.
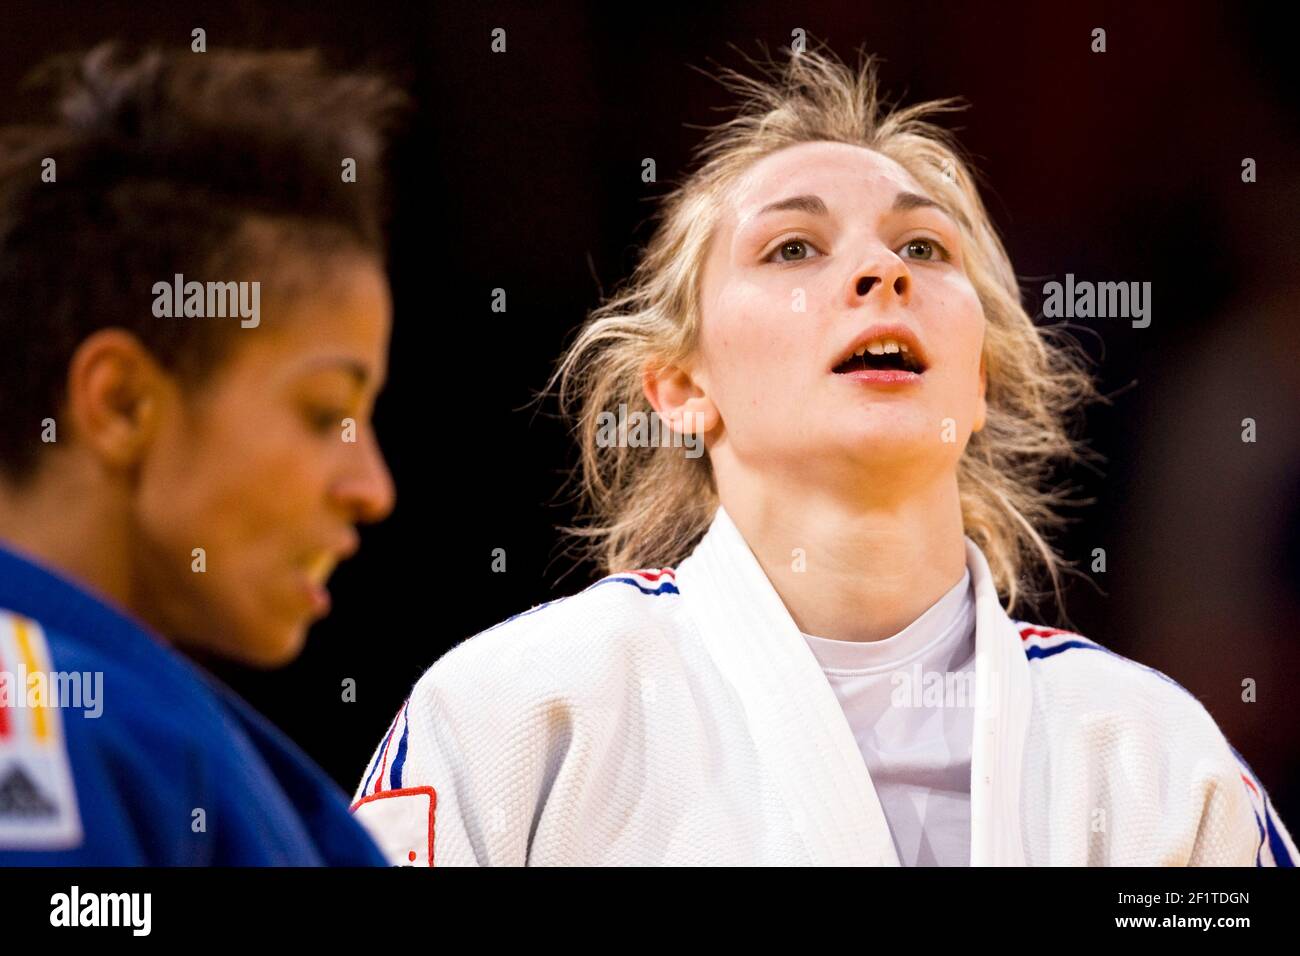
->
[832, 336, 927, 375]
[302, 551, 339, 588]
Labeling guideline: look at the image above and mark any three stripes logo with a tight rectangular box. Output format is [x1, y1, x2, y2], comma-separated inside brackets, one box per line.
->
[0, 612, 82, 849]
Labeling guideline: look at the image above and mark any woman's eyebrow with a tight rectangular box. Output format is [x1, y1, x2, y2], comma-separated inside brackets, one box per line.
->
[752, 190, 954, 221]
[891, 190, 942, 213]
[892, 191, 967, 233]
[300, 357, 375, 388]
[754, 193, 829, 218]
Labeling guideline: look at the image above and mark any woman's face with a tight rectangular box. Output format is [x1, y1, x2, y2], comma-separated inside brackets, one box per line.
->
[132, 252, 395, 667]
[694, 140, 987, 495]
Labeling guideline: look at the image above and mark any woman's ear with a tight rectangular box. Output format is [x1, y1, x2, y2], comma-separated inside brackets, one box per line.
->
[642, 360, 720, 438]
[66, 328, 170, 471]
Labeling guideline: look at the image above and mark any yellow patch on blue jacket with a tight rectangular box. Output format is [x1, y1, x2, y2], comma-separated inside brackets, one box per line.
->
[0, 611, 83, 849]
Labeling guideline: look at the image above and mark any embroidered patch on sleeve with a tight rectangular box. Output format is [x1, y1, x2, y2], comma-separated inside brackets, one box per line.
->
[351, 786, 436, 866]
[0, 614, 83, 850]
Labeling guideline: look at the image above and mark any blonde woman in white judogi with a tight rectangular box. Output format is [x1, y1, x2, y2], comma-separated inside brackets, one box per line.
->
[353, 49, 1296, 867]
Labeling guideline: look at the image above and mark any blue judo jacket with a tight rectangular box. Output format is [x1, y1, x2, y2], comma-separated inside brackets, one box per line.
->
[0, 542, 384, 865]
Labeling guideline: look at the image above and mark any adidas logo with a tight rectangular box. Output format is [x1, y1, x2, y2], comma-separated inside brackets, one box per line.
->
[0, 764, 57, 818]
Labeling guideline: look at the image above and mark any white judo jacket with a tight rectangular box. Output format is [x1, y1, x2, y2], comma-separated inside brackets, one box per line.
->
[353, 506, 1296, 866]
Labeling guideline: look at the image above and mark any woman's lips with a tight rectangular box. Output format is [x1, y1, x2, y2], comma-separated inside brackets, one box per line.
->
[297, 550, 341, 617]
[836, 368, 923, 385]
[293, 537, 357, 619]
[297, 570, 332, 617]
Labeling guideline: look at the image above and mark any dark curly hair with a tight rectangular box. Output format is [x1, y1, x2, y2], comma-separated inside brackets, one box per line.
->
[0, 43, 407, 481]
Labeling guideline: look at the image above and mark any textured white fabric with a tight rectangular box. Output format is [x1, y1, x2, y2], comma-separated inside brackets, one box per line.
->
[353, 505, 1297, 867]
[799, 568, 975, 866]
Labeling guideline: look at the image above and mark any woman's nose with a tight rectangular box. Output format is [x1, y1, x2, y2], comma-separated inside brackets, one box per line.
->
[333, 433, 396, 525]
[853, 270, 909, 301]
[848, 246, 912, 308]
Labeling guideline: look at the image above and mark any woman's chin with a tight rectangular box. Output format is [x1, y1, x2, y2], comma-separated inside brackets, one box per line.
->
[216, 618, 311, 670]
[832, 429, 940, 462]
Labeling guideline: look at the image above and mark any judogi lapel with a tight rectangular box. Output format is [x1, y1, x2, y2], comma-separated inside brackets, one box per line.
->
[674, 505, 1032, 866]
[965, 531, 1033, 866]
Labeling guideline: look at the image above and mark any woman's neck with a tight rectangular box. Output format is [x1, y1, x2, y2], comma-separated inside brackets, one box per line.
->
[0, 464, 137, 614]
[719, 470, 968, 643]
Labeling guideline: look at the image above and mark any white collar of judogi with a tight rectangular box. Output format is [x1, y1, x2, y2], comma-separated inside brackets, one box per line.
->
[674, 504, 1033, 866]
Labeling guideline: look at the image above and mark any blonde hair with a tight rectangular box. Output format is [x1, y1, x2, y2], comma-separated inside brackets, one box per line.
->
[549, 45, 1097, 613]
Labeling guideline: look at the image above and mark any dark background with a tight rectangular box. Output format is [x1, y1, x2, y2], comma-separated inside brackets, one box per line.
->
[3, 1, 1298, 825]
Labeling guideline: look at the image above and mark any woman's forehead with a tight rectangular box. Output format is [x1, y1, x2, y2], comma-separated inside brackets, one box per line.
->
[726, 141, 927, 225]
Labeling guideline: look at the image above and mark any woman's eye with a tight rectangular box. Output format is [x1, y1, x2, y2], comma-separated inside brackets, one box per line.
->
[899, 237, 950, 262]
[767, 238, 821, 263]
[307, 408, 348, 433]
